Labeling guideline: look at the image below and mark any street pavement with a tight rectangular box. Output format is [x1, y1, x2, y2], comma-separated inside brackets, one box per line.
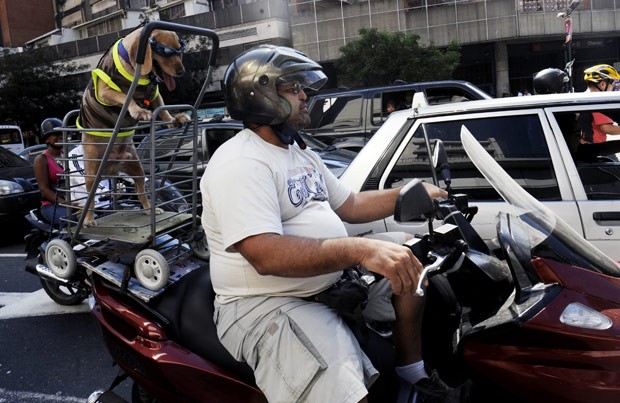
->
[0, 241, 131, 402]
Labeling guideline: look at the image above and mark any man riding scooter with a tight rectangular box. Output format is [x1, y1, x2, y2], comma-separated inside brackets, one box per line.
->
[200, 45, 452, 402]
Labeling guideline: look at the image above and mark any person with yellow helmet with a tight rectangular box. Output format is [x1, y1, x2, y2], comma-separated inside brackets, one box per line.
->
[579, 64, 620, 145]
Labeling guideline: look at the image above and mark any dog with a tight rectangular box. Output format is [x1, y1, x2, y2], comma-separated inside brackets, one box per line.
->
[78, 27, 190, 226]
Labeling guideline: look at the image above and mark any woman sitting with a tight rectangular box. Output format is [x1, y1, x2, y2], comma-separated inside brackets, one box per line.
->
[34, 118, 72, 228]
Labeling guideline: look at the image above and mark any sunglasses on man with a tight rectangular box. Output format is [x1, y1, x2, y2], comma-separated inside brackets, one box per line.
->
[149, 38, 186, 57]
[278, 82, 307, 95]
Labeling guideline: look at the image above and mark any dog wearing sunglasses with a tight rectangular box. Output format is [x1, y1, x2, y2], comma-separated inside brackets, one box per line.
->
[78, 27, 189, 226]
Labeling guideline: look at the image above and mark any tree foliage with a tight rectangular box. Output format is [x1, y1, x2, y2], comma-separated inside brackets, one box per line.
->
[0, 47, 87, 134]
[336, 28, 461, 87]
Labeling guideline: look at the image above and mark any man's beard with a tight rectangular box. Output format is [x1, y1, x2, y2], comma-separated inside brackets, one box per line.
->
[287, 112, 310, 131]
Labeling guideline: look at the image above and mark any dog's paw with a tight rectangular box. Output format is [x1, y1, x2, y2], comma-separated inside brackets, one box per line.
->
[167, 113, 191, 128]
[129, 105, 153, 122]
[83, 212, 97, 227]
[84, 218, 98, 227]
[144, 207, 164, 216]
[175, 113, 191, 124]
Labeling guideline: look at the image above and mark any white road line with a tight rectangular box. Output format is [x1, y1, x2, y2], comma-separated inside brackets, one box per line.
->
[0, 290, 88, 320]
[0, 253, 27, 258]
[0, 388, 84, 402]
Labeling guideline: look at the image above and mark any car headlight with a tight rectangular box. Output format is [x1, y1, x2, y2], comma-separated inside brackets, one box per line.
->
[0, 179, 25, 195]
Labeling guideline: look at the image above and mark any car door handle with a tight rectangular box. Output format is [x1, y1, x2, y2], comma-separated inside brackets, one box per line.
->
[593, 212, 620, 221]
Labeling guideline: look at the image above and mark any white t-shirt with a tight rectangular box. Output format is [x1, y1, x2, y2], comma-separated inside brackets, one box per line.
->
[201, 128, 352, 302]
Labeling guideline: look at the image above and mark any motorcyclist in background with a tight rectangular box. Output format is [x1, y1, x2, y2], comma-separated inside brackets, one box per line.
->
[33, 118, 71, 228]
[533, 67, 569, 95]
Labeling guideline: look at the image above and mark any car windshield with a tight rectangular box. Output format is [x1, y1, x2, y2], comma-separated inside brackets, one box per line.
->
[461, 126, 620, 277]
[0, 146, 31, 168]
[0, 127, 22, 145]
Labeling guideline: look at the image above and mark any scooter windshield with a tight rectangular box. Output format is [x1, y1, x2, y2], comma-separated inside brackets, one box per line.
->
[460, 126, 620, 277]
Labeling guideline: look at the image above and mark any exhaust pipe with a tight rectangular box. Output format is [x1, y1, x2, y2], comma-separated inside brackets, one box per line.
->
[34, 263, 71, 283]
[87, 390, 128, 403]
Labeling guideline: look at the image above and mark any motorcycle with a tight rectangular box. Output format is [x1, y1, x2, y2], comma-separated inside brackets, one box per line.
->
[87, 126, 620, 403]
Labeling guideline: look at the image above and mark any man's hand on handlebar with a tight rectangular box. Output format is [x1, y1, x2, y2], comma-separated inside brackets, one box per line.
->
[422, 182, 448, 200]
[359, 239, 425, 296]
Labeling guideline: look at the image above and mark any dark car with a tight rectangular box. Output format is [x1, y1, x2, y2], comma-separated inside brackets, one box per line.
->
[303, 80, 491, 151]
[136, 118, 356, 195]
[0, 146, 41, 241]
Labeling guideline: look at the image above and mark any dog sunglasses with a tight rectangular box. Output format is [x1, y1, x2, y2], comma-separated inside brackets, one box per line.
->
[148, 38, 186, 57]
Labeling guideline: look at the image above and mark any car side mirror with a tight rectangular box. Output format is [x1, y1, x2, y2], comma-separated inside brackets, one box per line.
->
[394, 179, 435, 222]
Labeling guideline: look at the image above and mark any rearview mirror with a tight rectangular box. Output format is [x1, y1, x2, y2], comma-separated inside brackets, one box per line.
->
[432, 139, 451, 186]
[394, 179, 434, 222]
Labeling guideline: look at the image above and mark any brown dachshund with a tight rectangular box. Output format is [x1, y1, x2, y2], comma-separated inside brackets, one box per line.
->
[78, 27, 190, 226]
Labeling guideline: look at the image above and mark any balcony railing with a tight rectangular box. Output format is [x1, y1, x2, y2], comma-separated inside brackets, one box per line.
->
[520, 0, 614, 13]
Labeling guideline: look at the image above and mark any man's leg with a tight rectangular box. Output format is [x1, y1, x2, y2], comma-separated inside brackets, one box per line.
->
[393, 292, 425, 365]
[393, 289, 457, 402]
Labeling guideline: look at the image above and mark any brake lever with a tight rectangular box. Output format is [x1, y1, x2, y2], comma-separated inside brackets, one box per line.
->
[415, 253, 447, 297]
[415, 241, 467, 296]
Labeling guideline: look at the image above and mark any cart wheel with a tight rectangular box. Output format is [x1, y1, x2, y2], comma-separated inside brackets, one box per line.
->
[190, 226, 210, 261]
[134, 249, 170, 291]
[44, 239, 77, 279]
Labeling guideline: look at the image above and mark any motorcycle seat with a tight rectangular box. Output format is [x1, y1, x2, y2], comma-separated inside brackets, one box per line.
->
[149, 265, 406, 398]
[151, 265, 256, 384]
[25, 208, 58, 233]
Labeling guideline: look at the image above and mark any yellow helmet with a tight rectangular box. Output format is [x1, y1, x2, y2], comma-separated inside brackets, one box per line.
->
[583, 64, 620, 83]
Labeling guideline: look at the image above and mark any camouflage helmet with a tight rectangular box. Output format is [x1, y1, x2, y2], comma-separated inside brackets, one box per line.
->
[223, 45, 327, 125]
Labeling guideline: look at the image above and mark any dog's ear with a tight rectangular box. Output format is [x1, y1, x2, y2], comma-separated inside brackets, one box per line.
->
[140, 42, 153, 76]
[126, 28, 153, 76]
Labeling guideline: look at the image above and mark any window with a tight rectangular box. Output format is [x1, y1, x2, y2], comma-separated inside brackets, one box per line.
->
[425, 86, 478, 105]
[306, 95, 363, 130]
[205, 128, 239, 155]
[386, 114, 561, 201]
[370, 90, 416, 125]
[563, 108, 620, 201]
[0, 128, 22, 145]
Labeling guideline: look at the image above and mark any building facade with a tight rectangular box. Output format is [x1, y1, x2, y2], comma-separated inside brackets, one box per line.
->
[0, 0, 55, 47]
[5, 0, 620, 97]
[288, 0, 620, 95]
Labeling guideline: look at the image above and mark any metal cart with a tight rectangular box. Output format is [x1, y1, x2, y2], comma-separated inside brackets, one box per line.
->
[37, 21, 220, 301]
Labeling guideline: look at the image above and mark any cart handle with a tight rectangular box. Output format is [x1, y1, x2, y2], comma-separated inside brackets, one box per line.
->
[136, 21, 219, 67]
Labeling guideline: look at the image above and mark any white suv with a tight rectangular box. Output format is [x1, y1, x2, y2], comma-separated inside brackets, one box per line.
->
[339, 91, 620, 260]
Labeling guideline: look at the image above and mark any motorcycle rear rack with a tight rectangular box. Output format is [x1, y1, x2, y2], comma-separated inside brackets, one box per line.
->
[81, 248, 203, 302]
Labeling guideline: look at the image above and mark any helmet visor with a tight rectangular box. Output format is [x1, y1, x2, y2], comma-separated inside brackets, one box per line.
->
[277, 70, 328, 92]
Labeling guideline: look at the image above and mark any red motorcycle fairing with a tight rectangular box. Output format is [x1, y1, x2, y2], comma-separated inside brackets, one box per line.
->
[462, 258, 620, 403]
[91, 274, 267, 403]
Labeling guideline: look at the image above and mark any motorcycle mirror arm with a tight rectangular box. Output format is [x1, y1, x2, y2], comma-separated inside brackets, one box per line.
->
[431, 138, 453, 197]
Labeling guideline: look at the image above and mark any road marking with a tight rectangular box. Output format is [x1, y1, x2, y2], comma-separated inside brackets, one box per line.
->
[0, 253, 27, 258]
[0, 290, 88, 320]
[0, 388, 84, 402]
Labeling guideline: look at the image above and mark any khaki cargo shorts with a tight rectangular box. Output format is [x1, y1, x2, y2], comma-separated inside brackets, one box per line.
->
[214, 296, 379, 403]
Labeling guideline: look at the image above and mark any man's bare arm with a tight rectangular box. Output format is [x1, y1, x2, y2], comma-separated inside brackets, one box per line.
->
[336, 183, 447, 224]
[235, 233, 423, 295]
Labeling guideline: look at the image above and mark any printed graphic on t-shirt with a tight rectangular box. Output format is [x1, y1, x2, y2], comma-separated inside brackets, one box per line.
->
[287, 161, 327, 207]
